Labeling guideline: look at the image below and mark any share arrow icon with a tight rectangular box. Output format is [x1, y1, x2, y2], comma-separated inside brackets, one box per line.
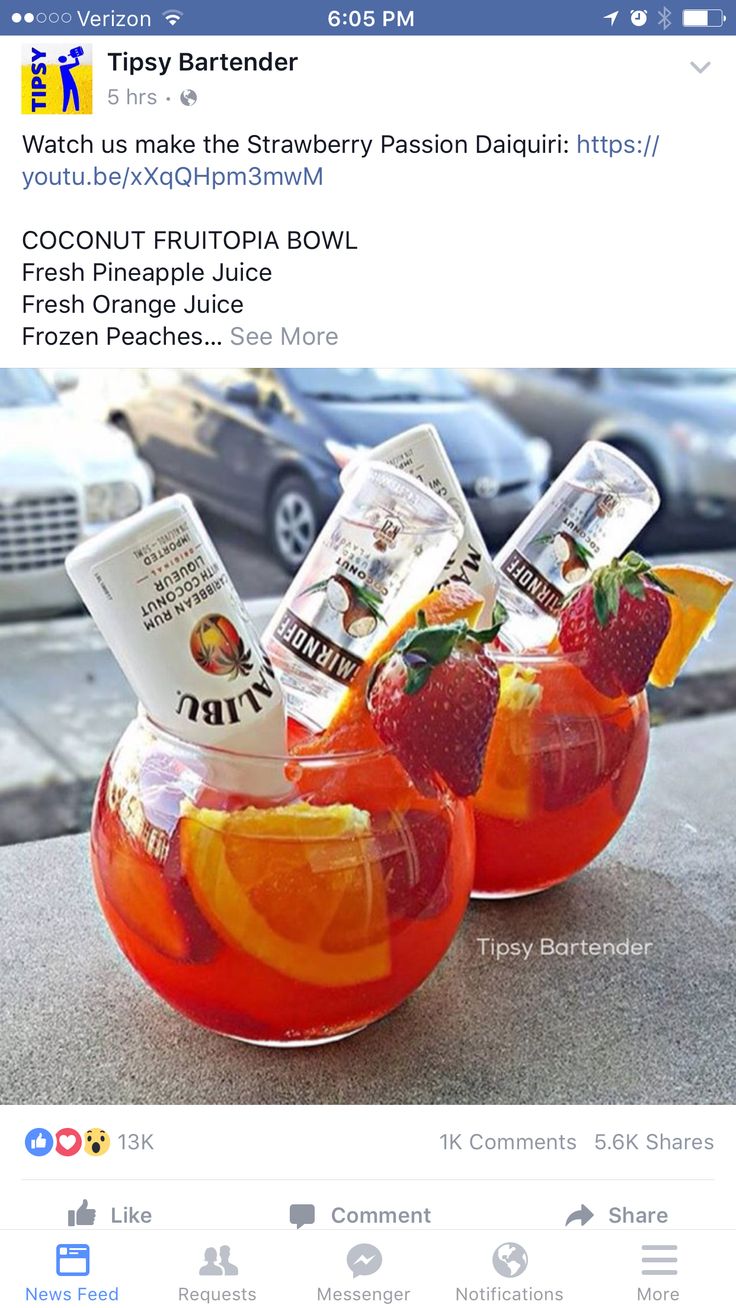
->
[565, 1204, 594, 1227]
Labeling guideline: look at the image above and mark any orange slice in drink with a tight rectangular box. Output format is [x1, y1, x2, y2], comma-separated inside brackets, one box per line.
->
[97, 832, 195, 962]
[294, 580, 485, 758]
[180, 800, 391, 987]
[649, 563, 732, 688]
[476, 664, 542, 820]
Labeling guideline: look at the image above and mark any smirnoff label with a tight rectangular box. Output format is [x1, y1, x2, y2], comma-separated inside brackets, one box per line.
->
[497, 481, 624, 616]
[267, 467, 417, 688]
[263, 456, 462, 731]
[499, 550, 565, 616]
[271, 609, 364, 686]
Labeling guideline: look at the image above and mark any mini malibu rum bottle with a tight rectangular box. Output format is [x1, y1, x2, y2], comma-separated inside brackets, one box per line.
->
[66, 494, 287, 792]
[263, 459, 463, 732]
[494, 441, 660, 649]
[348, 424, 501, 623]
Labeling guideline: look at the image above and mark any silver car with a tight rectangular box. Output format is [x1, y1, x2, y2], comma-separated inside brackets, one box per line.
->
[0, 369, 153, 619]
[461, 368, 736, 523]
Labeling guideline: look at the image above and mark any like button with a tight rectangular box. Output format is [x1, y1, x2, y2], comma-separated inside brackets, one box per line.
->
[68, 1200, 96, 1228]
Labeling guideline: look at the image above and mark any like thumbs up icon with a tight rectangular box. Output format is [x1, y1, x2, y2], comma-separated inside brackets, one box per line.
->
[68, 1199, 96, 1227]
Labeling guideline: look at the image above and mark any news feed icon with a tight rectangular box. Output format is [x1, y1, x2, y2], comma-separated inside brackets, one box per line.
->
[56, 1244, 91, 1277]
[21, 44, 93, 115]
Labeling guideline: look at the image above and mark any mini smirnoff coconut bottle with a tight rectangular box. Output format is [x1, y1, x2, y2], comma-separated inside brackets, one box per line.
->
[66, 495, 286, 787]
[347, 424, 501, 624]
[263, 459, 463, 731]
[494, 441, 660, 648]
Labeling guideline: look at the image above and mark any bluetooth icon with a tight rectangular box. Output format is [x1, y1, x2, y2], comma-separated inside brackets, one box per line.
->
[658, 5, 672, 27]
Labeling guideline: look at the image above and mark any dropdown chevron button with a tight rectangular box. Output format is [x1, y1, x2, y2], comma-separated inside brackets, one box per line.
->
[690, 61, 712, 72]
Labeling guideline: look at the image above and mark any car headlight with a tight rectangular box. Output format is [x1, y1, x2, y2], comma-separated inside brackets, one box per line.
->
[670, 423, 712, 453]
[324, 438, 369, 470]
[526, 436, 552, 481]
[85, 480, 142, 523]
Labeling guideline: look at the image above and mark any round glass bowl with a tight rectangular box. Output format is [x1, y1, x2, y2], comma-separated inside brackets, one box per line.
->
[473, 651, 650, 898]
[90, 714, 475, 1045]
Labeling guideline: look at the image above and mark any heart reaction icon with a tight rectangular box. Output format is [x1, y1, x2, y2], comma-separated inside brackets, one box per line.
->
[56, 1129, 83, 1157]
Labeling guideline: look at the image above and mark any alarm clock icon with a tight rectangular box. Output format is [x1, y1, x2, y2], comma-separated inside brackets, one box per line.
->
[630, 8, 648, 23]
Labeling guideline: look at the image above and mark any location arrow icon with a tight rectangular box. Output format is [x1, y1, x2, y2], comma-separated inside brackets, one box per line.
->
[565, 1205, 594, 1227]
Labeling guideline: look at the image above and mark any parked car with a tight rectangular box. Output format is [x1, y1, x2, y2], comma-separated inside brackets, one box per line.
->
[0, 369, 153, 619]
[109, 367, 550, 572]
[461, 368, 736, 524]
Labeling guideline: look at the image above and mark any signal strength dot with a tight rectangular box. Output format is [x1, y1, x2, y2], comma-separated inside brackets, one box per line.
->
[162, 8, 183, 25]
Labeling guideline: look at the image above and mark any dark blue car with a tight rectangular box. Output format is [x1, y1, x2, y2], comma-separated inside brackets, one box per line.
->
[111, 367, 548, 571]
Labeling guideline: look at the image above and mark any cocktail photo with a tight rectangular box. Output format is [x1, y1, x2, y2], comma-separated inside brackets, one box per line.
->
[1, 367, 734, 1103]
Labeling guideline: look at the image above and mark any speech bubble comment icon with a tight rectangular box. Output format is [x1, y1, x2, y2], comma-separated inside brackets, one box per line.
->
[290, 1203, 315, 1229]
[347, 1244, 383, 1278]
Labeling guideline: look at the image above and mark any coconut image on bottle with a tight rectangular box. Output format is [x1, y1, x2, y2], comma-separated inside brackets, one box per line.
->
[301, 573, 385, 639]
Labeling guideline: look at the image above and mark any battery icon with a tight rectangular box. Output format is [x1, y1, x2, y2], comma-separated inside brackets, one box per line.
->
[682, 8, 727, 24]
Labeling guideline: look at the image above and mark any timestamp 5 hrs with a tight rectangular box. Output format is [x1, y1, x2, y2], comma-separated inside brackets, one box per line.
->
[328, 9, 414, 28]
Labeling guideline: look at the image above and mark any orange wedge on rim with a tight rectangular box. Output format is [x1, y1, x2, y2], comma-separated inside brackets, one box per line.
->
[649, 563, 732, 688]
[294, 580, 485, 757]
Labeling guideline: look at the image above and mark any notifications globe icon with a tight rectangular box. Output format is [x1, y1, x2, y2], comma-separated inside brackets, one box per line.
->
[492, 1243, 528, 1278]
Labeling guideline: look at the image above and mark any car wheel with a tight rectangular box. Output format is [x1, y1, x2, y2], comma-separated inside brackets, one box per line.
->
[606, 440, 665, 505]
[268, 475, 319, 573]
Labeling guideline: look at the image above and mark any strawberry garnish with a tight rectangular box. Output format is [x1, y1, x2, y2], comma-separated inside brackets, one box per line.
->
[559, 552, 673, 698]
[367, 607, 505, 797]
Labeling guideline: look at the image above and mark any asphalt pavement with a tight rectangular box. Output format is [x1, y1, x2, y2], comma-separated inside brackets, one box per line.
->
[0, 536, 734, 845]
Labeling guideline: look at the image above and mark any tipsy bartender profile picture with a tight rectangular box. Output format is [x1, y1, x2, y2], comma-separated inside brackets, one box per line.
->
[21, 44, 93, 114]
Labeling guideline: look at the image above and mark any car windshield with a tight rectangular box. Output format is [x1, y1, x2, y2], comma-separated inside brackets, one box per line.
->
[287, 368, 470, 403]
[614, 368, 736, 387]
[0, 369, 57, 408]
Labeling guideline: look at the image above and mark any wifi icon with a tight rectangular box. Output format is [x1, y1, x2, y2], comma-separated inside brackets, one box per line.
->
[162, 8, 183, 25]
